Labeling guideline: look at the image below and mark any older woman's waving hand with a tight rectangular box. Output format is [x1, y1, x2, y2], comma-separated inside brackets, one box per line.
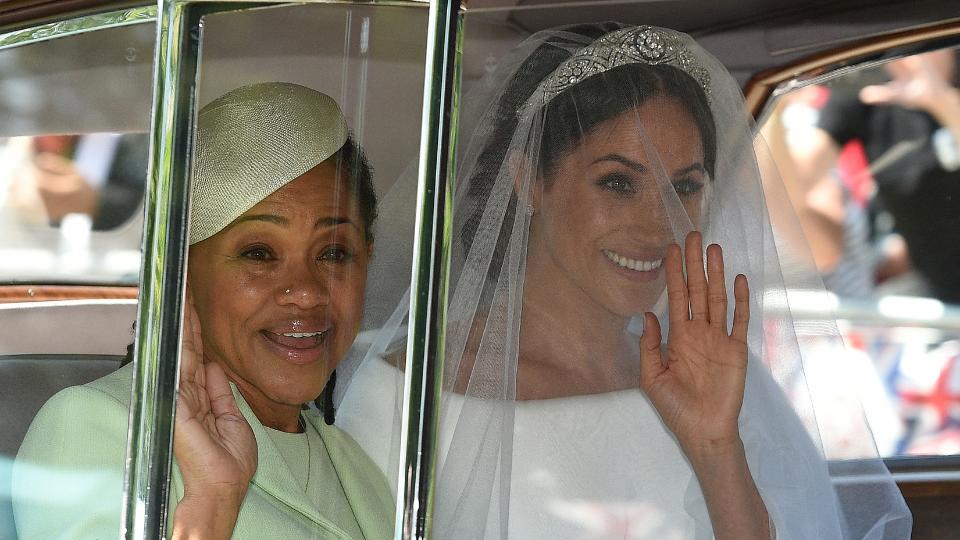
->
[172, 296, 257, 540]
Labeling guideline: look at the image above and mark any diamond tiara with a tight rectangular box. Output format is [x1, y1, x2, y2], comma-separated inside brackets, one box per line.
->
[525, 26, 711, 112]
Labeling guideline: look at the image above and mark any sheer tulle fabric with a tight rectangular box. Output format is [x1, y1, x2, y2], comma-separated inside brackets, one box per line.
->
[337, 24, 911, 539]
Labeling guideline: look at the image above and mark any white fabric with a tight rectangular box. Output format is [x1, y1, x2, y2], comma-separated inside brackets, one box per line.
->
[340, 352, 870, 539]
[338, 23, 912, 539]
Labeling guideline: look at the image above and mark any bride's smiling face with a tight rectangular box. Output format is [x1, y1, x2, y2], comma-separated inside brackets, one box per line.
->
[529, 94, 708, 317]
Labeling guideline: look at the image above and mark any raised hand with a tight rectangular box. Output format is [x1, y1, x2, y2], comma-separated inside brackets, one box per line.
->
[172, 293, 257, 537]
[639, 231, 750, 458]
[858, 52, 956, 114]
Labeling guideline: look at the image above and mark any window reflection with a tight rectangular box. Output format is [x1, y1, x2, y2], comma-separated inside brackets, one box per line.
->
[0, 19, 154, 287]
[0, 133, 147, 283]
[761, 45, 960, 458]
[1, 133, 147, 229]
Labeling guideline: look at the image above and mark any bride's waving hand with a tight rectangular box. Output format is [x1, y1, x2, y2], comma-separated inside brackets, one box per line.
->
[640, 232, 767, 540]
[640, 232, 749, 455]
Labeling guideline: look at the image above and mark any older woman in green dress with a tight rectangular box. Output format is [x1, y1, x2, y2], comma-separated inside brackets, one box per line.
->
[13, 82, 393, 539]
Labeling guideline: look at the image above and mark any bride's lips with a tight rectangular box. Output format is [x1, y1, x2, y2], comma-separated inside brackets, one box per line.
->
[602, 248, 664, 282]
[259, 326, 330, 365]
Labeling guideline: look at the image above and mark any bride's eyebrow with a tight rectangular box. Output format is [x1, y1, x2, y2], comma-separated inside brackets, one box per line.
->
[673, 164, 707, 177]
[591, 154, 647, 173]
[591, 154, 706, 179]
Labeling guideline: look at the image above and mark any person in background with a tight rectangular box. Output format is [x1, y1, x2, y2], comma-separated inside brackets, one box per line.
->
[4, 132, 147, 230]
[772, 49, 960, 303]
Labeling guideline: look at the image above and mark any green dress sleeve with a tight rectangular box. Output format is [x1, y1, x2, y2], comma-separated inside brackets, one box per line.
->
[12, 366, 183, 540]
[12, 383, 129, 540]
[13, 364, 390, 540]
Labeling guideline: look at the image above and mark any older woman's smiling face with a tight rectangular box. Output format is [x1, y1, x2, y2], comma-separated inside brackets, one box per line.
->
[188, 158, 371, 418]
[530, 94, 707, 317]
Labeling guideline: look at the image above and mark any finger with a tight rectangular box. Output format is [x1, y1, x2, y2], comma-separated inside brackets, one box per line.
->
[706, 244, 728, 329]
[684, 232, 708, 321]
[858, 84, 899, 105]
[179, 294, 203, 382]
[665, 243, 688, 326]
[885, 58, 915, 81]
[638, 312, 665, 389]
[187, 293, 203, 359]
[731, 274, 750, 344]
[205, 361, 243, 419]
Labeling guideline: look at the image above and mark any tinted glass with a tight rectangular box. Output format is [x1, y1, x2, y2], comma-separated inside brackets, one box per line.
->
[759, 45, 960, 459]
[0, 18, 154, 540]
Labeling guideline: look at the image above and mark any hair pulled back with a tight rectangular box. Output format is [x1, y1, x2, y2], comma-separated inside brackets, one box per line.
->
[459, 23, 716, 263]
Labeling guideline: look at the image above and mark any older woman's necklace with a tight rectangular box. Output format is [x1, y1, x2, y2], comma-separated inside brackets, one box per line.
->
[298, 414, 312, 494]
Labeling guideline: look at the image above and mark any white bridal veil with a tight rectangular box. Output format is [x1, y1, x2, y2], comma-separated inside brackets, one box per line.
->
[337, 23, 912, 539]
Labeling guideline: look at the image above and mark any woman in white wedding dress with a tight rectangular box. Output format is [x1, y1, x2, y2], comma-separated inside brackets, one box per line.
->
[338, 23, 912, 539]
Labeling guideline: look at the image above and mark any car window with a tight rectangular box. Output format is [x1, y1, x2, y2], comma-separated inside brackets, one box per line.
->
[0, 18, 154, 286]
[188, 0, 429, 512]
[0, 12, 155, 540]
[758, 44, 960, 460]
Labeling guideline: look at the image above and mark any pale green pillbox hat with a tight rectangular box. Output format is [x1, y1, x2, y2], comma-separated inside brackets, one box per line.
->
[189, 82, 348, 244]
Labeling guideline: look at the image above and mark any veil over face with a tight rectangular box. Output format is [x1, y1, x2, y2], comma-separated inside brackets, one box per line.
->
[336, 24, 912, 539]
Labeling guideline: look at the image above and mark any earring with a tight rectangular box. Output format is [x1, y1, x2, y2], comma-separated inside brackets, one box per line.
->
[526, 204, 535, 216]
[284, 288, 291, 294]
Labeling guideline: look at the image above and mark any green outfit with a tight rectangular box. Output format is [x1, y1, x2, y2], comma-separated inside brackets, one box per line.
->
[12, 364, 394, 539]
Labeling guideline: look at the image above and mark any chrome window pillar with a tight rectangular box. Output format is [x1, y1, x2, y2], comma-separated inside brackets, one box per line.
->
[123, 1, 200, 537]
[397, 2, 462, 539]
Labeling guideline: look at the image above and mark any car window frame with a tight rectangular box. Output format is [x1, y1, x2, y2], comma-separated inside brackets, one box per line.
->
[0, 1, 461, 538]
[134, 1, 459, 538]
[0, 5, 155, 294]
